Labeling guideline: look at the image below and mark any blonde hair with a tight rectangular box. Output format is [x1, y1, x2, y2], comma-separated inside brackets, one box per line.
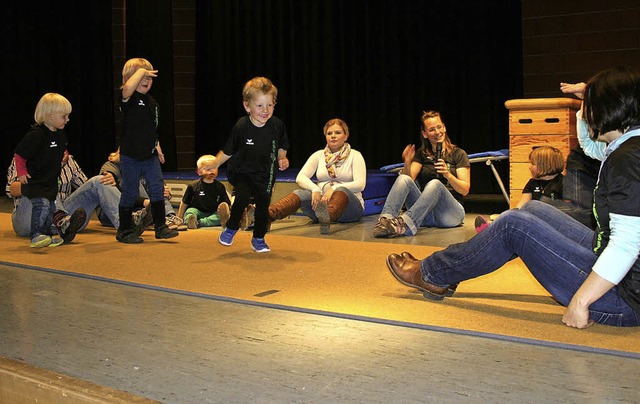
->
[529, 146, 565, 178]
[323, 118, 349, 138]
[242, 77, 278, 104]
[121, 57, 153, 88]
[34, 93, 72, 124]
[196, 154, 216, 170]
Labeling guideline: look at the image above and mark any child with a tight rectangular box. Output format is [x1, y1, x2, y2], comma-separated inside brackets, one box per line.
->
[13, 93, 75, 247]
[116, 57, 178, 243]
[475, 145, 564, 232]
[176, 155, 232, 229]
[211, 77, 289, 253]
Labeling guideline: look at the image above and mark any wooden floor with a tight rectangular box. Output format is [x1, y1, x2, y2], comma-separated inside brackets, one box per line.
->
[1, 196, 639, 403]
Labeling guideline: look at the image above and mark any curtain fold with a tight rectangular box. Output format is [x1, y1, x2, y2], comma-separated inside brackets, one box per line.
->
[195, 0, 522, 193]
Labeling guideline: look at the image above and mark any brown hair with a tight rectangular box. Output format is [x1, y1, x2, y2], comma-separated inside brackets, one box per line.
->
[420, 110, 455, 158]
[529, 146, 565, 177]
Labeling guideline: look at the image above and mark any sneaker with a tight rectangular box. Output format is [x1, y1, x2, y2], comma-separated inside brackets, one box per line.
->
[166, 214, 188, 231]
[116, 229, 144, 244]
[240, 204, 255, 230]
[373, 216, 407, 238]
[49, 235, 64, 247]
[219, 227, 238, 246]
[474, 215, 490, 234]
[58, 208, 87, 244]
[372, 217, 389, 238]
[132, 205, 153, 228]
[251, 237, 270, 253]
[217, 202, 231, 228]
[185, 214, 199, 229]
[155, 224, 179, 239]
[30, 234, 51, 248]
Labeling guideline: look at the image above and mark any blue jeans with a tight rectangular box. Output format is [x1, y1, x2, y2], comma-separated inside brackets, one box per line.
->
[294, 186, 363, 222]
[420, 200, 640, 326]
[119, 155, 164, 208]
[380, 174, 464, 235]
[64, 176, 121, 230]
[29, 197, 56, 239]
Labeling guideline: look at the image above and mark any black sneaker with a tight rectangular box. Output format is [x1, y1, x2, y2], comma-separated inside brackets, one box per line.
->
[116, 229, 144, 244]
[59, 208, 87, 244]
[155, 224, 179, 239]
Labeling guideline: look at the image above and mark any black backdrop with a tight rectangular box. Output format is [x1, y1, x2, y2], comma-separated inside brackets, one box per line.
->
[195, 0, 523, 193]
[2, 1, 522, 194]
[1, 2, 115, 177]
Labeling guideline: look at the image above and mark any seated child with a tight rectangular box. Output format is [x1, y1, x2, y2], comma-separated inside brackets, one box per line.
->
[177, 154, 233, 229]
[475, 145, 564, 232]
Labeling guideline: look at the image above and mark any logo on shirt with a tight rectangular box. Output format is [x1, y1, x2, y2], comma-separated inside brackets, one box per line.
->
[246, 138, 254, 146]
[138, 100, 146, 106]
[198, 191, 205, 196]
[50, 141, 58, 148]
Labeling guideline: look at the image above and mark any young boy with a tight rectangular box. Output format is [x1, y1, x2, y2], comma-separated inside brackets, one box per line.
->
[212, 77, 289, 252]
[177, 154, 232, 229]
[13, 93, 85, 247]
[116, 57, 178, 243]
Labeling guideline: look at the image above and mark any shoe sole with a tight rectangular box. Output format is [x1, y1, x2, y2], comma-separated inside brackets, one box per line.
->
[251, 246, 270, 253]
[316, 202, 330, 234]
[385, 256, 444, 301]
[30, 238, 52, 248]
[62, 208, 87, 244]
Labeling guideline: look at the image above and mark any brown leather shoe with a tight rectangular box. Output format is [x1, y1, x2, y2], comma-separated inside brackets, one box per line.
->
[386, 253, 448, 301]
[399, 251, 458, 297]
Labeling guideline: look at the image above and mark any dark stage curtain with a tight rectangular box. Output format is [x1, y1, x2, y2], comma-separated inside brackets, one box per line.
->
[1, 2, 115, 176]
[195, 0, 522, 193]
[125, 0, 177, 171]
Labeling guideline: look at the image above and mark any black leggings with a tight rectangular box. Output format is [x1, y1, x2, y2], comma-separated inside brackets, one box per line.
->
[227, 174, 271, 238]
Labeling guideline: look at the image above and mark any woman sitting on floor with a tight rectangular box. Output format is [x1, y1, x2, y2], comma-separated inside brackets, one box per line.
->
[386, 65, 640, 328]
[268, 118, 366, 234]
[374, 110, 470, 238]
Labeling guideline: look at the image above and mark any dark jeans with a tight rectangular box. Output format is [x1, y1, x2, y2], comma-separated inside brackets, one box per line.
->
[421, 201, 640, 327]
[546, 168, 596, 229]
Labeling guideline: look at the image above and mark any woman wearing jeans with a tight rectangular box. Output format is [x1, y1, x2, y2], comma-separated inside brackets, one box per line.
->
[387, 66, 640, 328]
[373, 110, 470, 238]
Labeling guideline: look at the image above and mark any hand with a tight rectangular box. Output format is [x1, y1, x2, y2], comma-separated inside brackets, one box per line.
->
[143, 69, 158, 78]
[9, 181, 21, 197]
[157, 153, 165, 164]
[560, 82, 586, 99]
[99, 172, 116, 186]
[562, 297, 595, 329]
[321, 187, 334, 204]
[435, 159, 449, 178]
[402, 144, 416, 163]
[311, 191, 321, 210]
[18, 174, 30, 184]
[278, 157, 289, 171]
[163, 185, 172, 199]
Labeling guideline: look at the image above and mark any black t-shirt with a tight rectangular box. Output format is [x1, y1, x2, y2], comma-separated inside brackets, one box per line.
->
[522, 174, 563, 201]
[119, 91, 160, 160]
[182, 179, 231, 213]
[413, 146, 470, 201]
[592, 136, 640, 313]
[223, 115, 289, 192]
[14, 124, 67, 200]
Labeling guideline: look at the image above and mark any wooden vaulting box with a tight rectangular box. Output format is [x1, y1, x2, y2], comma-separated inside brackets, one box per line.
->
[504, 98, 582, 208]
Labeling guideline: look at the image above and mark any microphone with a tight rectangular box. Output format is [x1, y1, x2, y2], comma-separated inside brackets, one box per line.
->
[435, 142, 443, 178]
